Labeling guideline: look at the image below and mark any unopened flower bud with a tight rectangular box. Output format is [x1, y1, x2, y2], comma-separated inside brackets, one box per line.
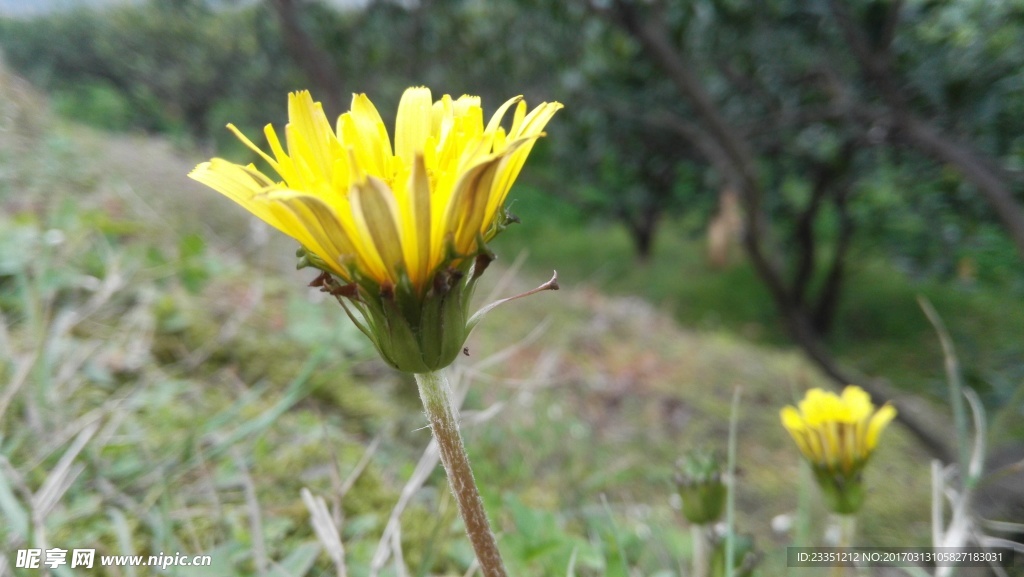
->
[676, 450, 727, 525]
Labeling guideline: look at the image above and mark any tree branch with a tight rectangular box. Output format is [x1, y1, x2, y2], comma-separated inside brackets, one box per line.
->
[791, 165, 835, 307]
[812, 182, 854, 335]
[827, 0, 1024, 259]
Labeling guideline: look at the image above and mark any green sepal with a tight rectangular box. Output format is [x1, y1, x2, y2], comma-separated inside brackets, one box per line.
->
[378, 290, 434, 373]
[678, 479, 727, 525]
[294, 245, 338, 274]
[315, 237, 502, 373]
[813, 467, 865, 515]
[327, 262, 478, 373]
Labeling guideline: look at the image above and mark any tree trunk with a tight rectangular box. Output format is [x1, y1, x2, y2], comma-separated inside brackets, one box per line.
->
[628, 207, 660, 262]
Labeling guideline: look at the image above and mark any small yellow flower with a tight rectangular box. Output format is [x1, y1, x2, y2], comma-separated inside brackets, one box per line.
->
[780, 386, 896, 513]
[188, 89, 561, 373]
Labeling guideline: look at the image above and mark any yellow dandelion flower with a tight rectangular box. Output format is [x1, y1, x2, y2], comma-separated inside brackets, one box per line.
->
[780, 385, 896, 513]
[189, 88, 562, 372]
[190, 88, 560, 291]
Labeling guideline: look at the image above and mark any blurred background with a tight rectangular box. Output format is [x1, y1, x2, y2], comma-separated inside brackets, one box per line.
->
[0, 0, 1022, 575]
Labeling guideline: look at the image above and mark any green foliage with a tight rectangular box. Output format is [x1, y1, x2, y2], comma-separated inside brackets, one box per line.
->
[0, 0, 300, 145]
[50, 82, 134, 131]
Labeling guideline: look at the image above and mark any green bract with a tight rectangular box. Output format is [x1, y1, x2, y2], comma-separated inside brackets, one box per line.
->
[306, 247, 491, 374]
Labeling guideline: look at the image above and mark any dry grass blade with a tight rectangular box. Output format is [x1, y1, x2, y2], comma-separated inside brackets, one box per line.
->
[468, 317, 552, 375]
[370, 439, 440, 576]
[0, 304, 11, 355]
[51, 258, 125, 337]
[0, 455, 31, 541]
[0, 350, 40, 423]
[233, 450, 268, 577]
[32, 421, 99, 516]
[28, 406, 114, 471]
[301, 488, 347, 577]
[339, 435, 381, 499]
[917, 296, 970, 473]
[981, 518, 1024, 534]
[931, 460, 943, 547]
[977, 535, 1024, 553]
[963, 388, 987, 481]
[726, 386, 742, 577]
[565, 546, 578, 577]
[185, 282, 264, 369]
[390, 522, 410, 577]
[51, 338, 101, 393]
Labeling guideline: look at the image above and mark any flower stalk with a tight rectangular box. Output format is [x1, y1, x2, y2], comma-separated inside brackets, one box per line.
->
[831, 514, 857, 577]
[690, 524, 709, 577]
[415, 370, 507, 577]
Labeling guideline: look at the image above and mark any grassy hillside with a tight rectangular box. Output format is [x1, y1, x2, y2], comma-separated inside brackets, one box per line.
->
[0, 69, 1007, 576]
[494, 185, 1024, 437]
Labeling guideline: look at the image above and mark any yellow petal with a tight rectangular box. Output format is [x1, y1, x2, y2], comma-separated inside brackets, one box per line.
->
[405, 155, 433, 289]
[488, 102, 564, 213]
[431, 94, 454, 144]
[798, 389, 828, 425]
[454, 95, 482, 117]
[865, 404, 897, 451]
[444, 153, 505, 255]
[287, 91, 336, 178]
[395, 87, 433, 165]
[262, 190, 356, 277]
[263, 124, 297, 184]
[509, 100, 527, 135]
[351, 176, 405, 284]
[780, 406, 805, 433]
[512, 101, 563, 139]
[841, 385, 873, 421]
[484, 134, 543, 224]
[188, 159, 284, 233]
[484, 95, 523, 135]
[226, 123, 282, 176]
[453, 95, 484, 144]
[347, 93, 393, 178]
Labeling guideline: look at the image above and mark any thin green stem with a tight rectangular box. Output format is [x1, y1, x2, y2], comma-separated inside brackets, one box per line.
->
[795, 462, 813, 547]
[831, 514, 857, 577]
[918, 297, 970, 474]
[415, 370, 507, 577]
[691, 524, 709, 577]
[726, 387, 742, 577]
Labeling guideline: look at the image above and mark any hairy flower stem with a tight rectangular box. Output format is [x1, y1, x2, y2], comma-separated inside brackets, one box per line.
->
[415, 370, 508, 577]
